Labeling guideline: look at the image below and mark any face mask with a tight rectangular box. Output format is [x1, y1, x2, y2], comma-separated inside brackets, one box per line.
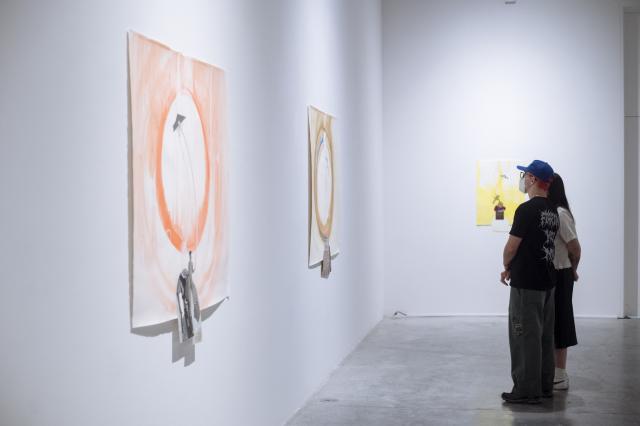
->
[519, 175, 527, 193]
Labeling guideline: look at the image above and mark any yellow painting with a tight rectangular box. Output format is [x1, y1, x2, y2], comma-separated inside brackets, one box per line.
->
[476, 160, 525, 228]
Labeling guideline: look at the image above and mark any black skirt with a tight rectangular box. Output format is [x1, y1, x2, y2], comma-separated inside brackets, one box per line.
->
[555, 268, 578, 348]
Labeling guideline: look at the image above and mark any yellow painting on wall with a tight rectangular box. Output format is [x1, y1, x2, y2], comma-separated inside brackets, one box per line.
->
[476, 160, 525, 229]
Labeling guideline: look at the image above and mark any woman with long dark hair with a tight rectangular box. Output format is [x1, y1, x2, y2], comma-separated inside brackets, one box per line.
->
[548, 173, 582, 390]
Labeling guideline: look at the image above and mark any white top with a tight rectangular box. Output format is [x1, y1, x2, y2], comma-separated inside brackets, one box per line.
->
[553, 207, 578, 269]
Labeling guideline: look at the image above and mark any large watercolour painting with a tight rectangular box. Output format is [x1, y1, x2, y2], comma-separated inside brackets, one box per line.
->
[476, 160, 525, 232]
[129, 32, 228, 328]
[308, 106, 339, 272]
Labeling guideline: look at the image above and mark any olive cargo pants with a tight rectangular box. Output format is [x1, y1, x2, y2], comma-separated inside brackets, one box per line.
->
[508, 287, 555, 397]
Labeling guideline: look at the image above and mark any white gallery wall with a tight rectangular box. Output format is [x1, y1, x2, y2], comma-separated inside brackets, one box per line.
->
[624, 11, 640, 318]
[382, 0, 636, 317]
[0, 1, 383, 425]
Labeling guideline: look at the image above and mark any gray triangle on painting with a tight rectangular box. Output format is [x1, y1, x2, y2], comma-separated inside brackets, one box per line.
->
[173, 114, 186, 131]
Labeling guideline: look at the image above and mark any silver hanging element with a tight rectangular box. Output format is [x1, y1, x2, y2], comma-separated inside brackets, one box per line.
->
[176, 251, 201, 343]
[321, 241, 332, 279]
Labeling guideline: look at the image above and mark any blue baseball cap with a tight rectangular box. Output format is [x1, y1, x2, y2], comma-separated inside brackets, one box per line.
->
[517, 160, 554, 182]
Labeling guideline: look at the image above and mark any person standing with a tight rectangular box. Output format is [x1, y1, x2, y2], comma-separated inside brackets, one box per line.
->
[500, 160, 559, 404]
[548, 173, 581, 390]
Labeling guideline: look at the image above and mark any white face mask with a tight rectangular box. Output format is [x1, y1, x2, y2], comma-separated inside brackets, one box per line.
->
[519, 175, 527, 193]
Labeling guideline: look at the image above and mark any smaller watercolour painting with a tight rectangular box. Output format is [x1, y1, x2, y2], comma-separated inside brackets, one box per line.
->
[308, 106, 340, 267]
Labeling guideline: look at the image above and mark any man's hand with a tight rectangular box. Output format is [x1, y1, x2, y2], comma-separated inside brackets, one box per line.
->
[500, 270, 511, 286]
[573, 270, 579, 282]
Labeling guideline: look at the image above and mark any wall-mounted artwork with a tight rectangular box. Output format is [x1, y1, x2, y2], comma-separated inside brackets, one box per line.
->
[129, 32, 228, 329]
[308, 106, 339, 277]
[476, 160, 525, 232]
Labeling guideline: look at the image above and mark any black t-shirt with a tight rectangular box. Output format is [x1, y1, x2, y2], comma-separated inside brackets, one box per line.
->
[509, 196, 559, 291]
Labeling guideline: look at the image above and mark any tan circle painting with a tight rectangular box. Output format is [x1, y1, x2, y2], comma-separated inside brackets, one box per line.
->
[308, 106, 340, 268]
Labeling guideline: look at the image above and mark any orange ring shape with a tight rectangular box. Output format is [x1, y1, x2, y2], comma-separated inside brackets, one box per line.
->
[155, 90, 211, 253]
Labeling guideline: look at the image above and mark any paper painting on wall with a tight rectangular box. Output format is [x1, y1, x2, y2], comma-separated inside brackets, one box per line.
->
[308, 106, 339, 276]
[476, 160, 525, 232]
[129, 32, 228, 329]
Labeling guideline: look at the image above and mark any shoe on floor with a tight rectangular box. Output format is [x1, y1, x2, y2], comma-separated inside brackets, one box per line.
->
[541, 390, 554, 398]
[554, 377, 569, 390]
[501, 392, 541, 404]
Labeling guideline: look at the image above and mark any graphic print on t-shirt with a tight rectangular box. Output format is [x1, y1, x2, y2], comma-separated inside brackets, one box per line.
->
[508, 197, 560, 290]
[540, 210, 559, 262]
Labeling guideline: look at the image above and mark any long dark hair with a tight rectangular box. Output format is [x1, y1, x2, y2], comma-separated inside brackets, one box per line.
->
[548, 173, 574, 221]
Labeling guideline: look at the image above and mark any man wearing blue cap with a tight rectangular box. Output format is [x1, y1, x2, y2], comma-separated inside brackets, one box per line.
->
[500, 160, 559, 404]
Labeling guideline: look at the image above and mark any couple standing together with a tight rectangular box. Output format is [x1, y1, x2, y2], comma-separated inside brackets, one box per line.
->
[499, 160, 582, 404]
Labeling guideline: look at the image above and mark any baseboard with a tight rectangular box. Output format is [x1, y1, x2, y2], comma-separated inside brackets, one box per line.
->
[389, 313, 506, 318]
[388, 313, 623, 319]
[573, 315, 621, 319]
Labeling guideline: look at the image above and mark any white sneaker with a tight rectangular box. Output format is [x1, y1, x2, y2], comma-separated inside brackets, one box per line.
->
[554, 375, 569, 390]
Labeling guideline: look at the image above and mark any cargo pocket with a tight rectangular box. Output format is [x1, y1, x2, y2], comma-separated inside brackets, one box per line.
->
[511, 315, 523, 336]
[510, 288, 524, 337]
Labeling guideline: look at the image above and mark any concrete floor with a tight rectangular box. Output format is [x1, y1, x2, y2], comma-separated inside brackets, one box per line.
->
[287, 317, 640, 426]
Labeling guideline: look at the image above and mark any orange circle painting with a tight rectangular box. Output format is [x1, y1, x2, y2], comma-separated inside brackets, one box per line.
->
[155, 90, 211, 253]
[129, 32, 229, 328]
